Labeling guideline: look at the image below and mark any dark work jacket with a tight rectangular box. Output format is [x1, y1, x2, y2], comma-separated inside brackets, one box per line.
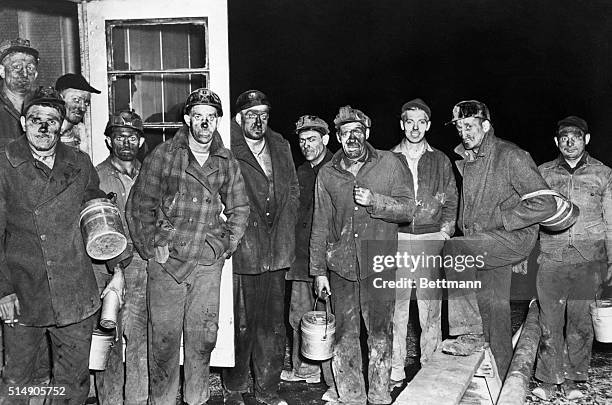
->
[0, 91, 23, 147]
[230, 121, 299, 274]
[392, 143, 458, 236]
[286, 149, 333, 281]
[0, 136, 106, 326]
[454, 130, 556, 255]
[310, 143, 417, 281]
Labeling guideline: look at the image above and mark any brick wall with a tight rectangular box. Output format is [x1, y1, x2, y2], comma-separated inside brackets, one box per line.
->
[1, 1, 79, 88]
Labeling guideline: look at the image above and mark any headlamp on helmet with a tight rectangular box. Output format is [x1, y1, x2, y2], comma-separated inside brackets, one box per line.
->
[105, 110, 144, 136]
[295, 115, 329, 135]
[447, 100, 491, 125]
[333, 106, 371, 129]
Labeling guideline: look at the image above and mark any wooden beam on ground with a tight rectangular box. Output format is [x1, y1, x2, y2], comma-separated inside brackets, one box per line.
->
[394, 348, 484, 405]
[497, 300, 541, 405]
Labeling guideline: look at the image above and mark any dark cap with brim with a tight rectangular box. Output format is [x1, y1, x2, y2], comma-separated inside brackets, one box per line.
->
[235, 90, 271, 113]
[557, 115, 588, 134]
[0, 38, 39, 63]
[55, 73, 101, 94]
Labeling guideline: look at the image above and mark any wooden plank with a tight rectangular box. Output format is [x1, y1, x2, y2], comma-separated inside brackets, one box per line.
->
[394, 347, 485, 405]
[459, 377, 493, 405]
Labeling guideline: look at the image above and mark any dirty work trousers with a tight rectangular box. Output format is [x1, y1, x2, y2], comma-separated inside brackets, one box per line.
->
[223, 270, 287, 399]
[391, 232, 444, 381]
[0, 314, 96, 405]
[535, 252, 603, 384]
[330, 272, 395, 405]
[444, 232, 529, 380]
[147, 258, 223, 405]
[288, 280, 335, 386]
[95, 256, 148, 405]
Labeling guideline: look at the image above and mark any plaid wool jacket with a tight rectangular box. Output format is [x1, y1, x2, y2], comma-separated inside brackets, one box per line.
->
[126, 126, 250, 282]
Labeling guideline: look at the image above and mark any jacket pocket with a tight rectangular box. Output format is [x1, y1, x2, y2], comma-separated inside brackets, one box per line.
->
[205, 230, 230, 260]
[584, 221, 606, 236]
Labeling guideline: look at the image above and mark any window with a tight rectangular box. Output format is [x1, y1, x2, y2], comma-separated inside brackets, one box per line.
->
[106, 18, 208, 149]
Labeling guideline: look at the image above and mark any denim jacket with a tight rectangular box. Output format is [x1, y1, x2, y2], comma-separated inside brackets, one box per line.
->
[538, 153, 612, 263]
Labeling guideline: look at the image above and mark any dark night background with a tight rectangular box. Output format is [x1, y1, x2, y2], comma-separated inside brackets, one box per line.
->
[228, 0, 612, 167]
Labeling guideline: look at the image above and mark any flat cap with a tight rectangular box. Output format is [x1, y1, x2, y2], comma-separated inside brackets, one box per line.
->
[235, 90, 271, 113]
[0, 37, 39, 63]
[557, 115, 588, 134]
[401, 98, 431, 120]
[55, 73, 101, 94]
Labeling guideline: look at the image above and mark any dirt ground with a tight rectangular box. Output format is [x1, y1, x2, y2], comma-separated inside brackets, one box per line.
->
[198, 301, 612, 405]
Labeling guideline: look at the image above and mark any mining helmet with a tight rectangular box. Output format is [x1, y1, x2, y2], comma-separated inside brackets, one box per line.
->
[333, 106, 371, 129]
[447, 100, 491, 125]
[104, 110, 144, 136]
[295, 115, 329, 135]
[0, 37, 39, 64]
[22, 86, 65, 117]
[184, 88, 223, 117]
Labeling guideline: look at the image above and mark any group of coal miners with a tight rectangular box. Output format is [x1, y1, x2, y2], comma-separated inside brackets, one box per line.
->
[0, 36, 610, 405]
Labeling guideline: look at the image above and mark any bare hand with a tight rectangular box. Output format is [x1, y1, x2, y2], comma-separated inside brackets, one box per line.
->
[314, 276, 331, 299]
[354, 185, 373, 207]
[101, 268, 125, 307]
[0, 293, 20, 326]
[512, 259, 529, 275]
[155, 245, 170, 264]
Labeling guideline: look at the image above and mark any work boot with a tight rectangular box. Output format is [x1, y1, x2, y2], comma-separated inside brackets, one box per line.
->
[441, 334, 486, 356]
[532, 382, 558, 401]
[280, 369, 321, 383]
[321, 386, 339, 402]
[388, 378, 404, 390]
[563, 380, 585, 401]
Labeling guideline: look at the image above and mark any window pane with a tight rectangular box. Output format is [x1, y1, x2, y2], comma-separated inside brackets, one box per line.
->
[111, 23, 206, 70]
[110, 75, 138, 112]
[188, 25, 206, 68]
[110, 73, 208, 123]
[162, 24, 207, 69]
[111, 27, 128, 71]
[128, 26, 161, 70]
